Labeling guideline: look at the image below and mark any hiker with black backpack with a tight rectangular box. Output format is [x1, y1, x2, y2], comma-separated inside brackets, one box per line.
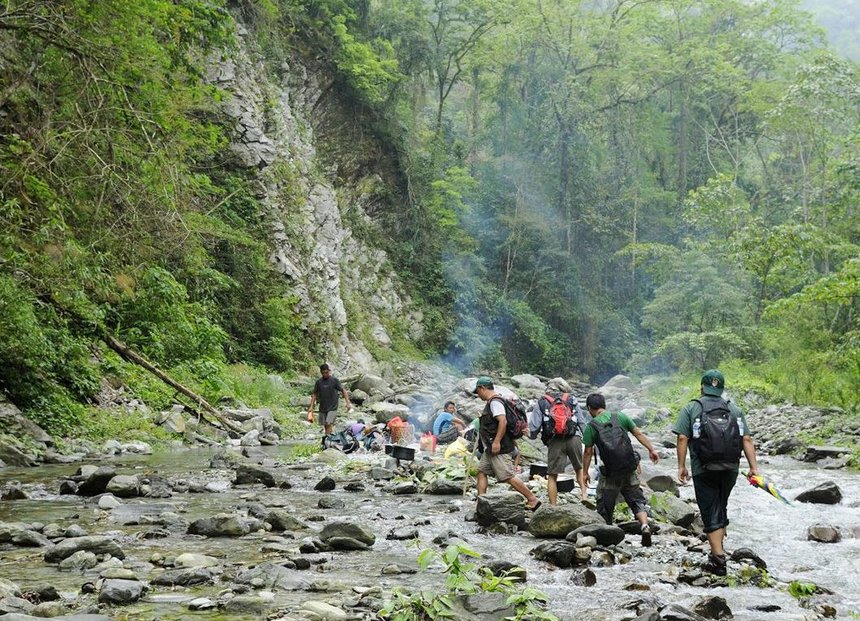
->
[673, 369, 760, 576]
[473, 376, 542, 511]
[582, 392, 660, 547]
[529, 391, 590, 504]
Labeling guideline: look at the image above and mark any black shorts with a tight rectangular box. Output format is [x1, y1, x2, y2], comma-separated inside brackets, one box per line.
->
[692, 470, 737, 533]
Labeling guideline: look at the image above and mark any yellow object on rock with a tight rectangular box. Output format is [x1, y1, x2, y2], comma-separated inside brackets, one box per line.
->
[443, 437, 469, 459]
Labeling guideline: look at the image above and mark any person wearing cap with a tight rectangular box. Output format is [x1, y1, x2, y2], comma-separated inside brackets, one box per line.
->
[673, 369, 760, 576]
[308, 363, 353, 436]
[473, 376, 542, 511]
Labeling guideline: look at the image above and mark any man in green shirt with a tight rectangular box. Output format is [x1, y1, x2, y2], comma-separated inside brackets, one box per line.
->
[673, 369, 760, 576]
[582, 393, 660, 547]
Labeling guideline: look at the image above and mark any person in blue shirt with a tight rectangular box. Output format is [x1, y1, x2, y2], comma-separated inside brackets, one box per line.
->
[432, 401, 466, 444]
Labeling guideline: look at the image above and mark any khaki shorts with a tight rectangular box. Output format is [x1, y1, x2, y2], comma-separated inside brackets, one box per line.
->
[547, 436, 583, 474]
[319, 410, 337, 426]
[478, 451, 516, 482]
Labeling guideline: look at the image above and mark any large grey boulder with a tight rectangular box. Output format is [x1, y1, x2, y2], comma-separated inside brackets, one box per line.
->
[566, 523, 626, 546]
[0, 398, 52, 446]
[44, 536, 125, 563]
[807, 524, 841, 543]
[187, 514, 253, 537]
[649, 492, 697, 527]
[352, 374, 389, 396]
[319, 521, 375, 546]
[234, 562, 294, 591]
[476, 493, 528, 530]
[105, 475, 141, 498]
[98, 579, 144, 604]
[266, 509, 308, 532]
[528, 504, 604, 538]
[233, 463, 277, 487]
[150, 568, 215, 587]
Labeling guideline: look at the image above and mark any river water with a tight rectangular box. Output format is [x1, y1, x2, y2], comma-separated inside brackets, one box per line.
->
[1, 446, 858, 620]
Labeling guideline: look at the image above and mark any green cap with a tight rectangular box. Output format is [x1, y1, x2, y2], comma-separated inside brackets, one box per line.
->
[701, 369, 725, 396]
[472, 376, 494, 394]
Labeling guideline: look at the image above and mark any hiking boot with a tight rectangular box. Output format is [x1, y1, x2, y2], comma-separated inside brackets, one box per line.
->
[640, 523, 652, 547]
[702, 553, 727, 576]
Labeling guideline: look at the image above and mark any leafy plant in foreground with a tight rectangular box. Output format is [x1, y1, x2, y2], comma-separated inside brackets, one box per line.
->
[379, 543, 557, 621]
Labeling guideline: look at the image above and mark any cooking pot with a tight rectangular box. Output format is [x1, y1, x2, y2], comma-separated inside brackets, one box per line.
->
[556, 475, 576, 493]
[529, 463, 548, 479]
[385, 444, 415, 462]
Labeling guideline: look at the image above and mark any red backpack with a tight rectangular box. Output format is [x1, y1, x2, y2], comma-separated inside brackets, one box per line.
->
[540, 393, 577, 443]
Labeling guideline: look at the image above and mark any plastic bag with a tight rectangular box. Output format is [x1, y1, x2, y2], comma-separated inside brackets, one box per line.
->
[443, 437, 469, 459]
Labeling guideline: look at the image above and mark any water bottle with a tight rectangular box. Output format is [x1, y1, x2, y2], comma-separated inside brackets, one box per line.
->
[692, 419, 701, 439]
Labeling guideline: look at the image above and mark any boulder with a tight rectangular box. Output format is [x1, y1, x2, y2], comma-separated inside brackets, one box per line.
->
[646, 475, 679, 496]
[528, 504, 603, 538]
[314, 476, 336, 492]
[75, 467, 116, 496]
[529, 541, 579, 568]
[649, 492, 697, 527]
[150, 568, 215, 587]
[319, 521, 375, 546]
[234, 562, 294, 591]
[795, 481, 842, 505]
[807, 524, 841, 543]
[300, 601, 349, 620]
[693, 596, 732, 619]
[97, 579, 144, 604]
[425, 478, 463, 495]
[187, 514, 252, 537]
[352, 374, 389, 396]
[105, 475, 140, 498]
[566, 523, 626, 546]
[266, 509, 308, 532]
[233, 464, 277, 487]
[659, 604, 708, 620]
[602, 375, 636, 392]
[44, 536, 125, 563]
[803, 446, 850, 462]
[174, 553, 219, 569]
[476, 493, 528, 530]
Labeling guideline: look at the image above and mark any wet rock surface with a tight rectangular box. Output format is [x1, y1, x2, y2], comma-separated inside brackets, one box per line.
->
[1, 371, 858, 621]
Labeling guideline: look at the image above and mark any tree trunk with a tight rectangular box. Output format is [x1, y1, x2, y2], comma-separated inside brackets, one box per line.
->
[102, 334, 244, 435]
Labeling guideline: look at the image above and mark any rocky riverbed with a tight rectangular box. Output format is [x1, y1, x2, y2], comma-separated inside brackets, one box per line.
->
[1, 371, 858, 620]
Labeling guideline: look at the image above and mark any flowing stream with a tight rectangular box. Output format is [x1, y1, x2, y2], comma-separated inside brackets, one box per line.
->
[1, 446, 858, 621]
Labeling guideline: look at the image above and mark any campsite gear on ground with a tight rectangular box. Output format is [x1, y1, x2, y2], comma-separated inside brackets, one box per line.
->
[691, 398, 742, 470]
[322, 430, 360, 453]
[540, 393, 577, 444]
[588, 412, 638, 476]
[744, 471, 791, 504]
[385, 444, 415, 467]
[387, 416, 415, 445]
[443, 437, 470, 459]
[489, 395, 528, 439]
[555, 475, 576, 493]
[419, 432, 437, 453]
[529, 463, 549, 479]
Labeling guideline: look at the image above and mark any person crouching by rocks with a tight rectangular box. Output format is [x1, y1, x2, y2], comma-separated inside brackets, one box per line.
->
[433, 401, 467, 444]
[307, 363, 353, 436]
[582, 393, 659, 547]
[473, 376, 541, 511]
[673, 369, 760, 576]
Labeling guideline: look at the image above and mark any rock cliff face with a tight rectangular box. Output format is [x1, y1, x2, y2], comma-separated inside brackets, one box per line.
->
[206, 23, 422, 371]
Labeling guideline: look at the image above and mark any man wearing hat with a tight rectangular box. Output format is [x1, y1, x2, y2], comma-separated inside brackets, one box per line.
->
[673, 369, 760, 576]
[473, 376, 542, 511]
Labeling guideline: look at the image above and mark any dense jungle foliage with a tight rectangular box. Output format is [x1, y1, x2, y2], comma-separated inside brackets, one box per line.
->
[0, 0, 858, 436]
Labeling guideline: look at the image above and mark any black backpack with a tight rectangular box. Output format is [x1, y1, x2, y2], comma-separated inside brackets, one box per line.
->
[588, 412, 638, 476]
[490, 396, 528, 440]
[691, 398, 742, 470]
[322, 430, 360, 454]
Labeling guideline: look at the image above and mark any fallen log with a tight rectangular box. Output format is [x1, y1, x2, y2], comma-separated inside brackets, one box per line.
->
[102, 334, 244, 435]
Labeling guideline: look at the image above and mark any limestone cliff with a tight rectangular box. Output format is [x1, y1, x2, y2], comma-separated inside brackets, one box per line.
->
[207, 22, 422, 372]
